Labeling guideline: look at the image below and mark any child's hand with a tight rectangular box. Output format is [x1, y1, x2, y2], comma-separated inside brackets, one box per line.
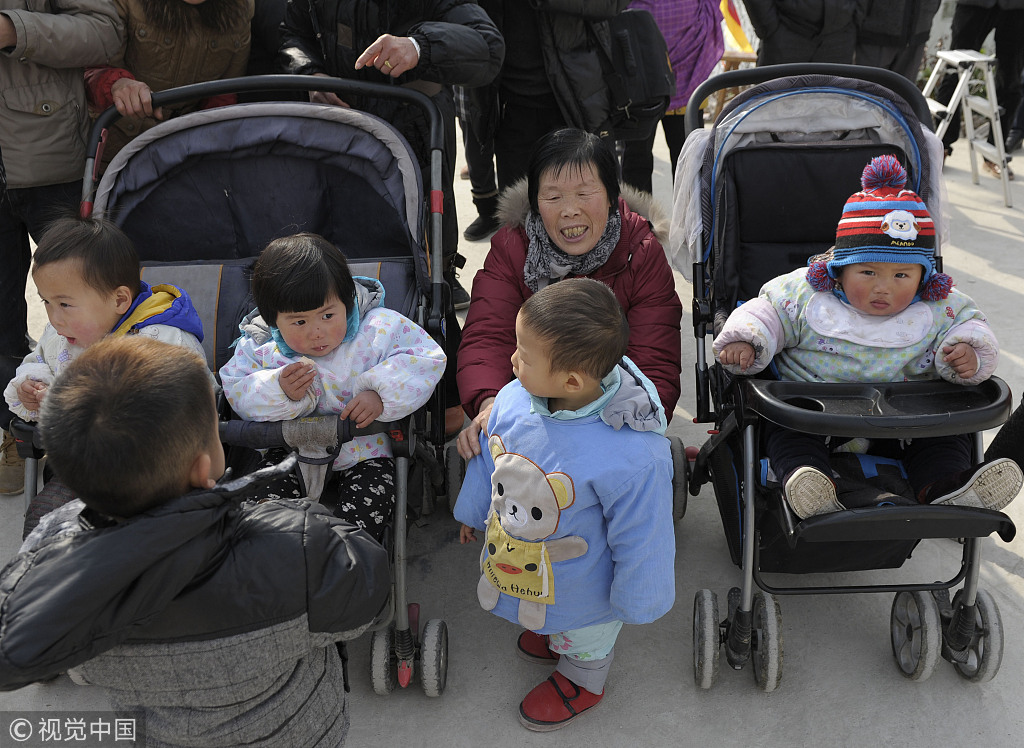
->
[341, 390, 384, 428]
[17, 380, 48, 412]
[943, 342, 979, 379]
[280, 361, 316, 401]
[718, 342, 756, 371]
[460, 523, 477, 544]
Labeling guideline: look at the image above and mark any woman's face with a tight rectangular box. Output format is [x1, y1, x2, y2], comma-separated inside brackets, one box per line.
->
[536, 163, 612, 256]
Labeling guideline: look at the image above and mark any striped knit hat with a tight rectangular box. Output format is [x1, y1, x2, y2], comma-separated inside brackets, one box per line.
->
[807, 155, 952, 301]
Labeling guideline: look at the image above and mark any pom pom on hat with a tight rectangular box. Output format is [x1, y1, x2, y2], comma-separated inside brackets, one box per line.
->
[860, 154, 907, 191]
[806, 258, 834, 292]
[921, 271, 953, 301]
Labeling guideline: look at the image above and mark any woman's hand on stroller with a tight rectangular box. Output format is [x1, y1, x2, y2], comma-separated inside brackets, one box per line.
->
[943, 342, 979, 379]
[280, 361, 316, 401]
[111, 78, 163, 121]
[341, 390, 384, 428]
[456, 398, 495, 462]
[309, 73, 351, 108]
[718, 342, 756, 372]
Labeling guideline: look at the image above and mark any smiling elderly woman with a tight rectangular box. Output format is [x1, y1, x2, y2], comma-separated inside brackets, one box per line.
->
[456, 128, 682, 457]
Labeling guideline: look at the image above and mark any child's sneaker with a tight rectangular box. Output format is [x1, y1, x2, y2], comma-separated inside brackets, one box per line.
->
[784, 466, 843, 519]
[518, 671, 602, 731]
[0, 429, 26, 495]
[918, 458, 1023, 511]
[517, 631, 560, 665]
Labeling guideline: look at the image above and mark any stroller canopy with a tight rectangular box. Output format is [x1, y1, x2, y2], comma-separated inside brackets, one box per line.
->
[94, 102, 427, 283]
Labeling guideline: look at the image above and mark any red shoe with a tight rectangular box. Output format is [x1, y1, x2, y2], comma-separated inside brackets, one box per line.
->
[518, 671, 603, 732]
[517, 631, 560, 664]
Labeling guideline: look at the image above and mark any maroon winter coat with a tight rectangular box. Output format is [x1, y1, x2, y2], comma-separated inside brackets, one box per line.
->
[457, 182, 682, 419]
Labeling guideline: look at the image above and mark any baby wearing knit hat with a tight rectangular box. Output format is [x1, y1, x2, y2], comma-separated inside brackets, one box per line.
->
[713, 155, 1022, 519]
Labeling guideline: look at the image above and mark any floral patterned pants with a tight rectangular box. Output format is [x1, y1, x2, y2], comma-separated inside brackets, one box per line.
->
[258, 449, 395, 543]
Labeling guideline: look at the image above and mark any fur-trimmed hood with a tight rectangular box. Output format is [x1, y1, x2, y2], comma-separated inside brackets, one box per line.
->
[142, 0, 250, 33]
[495, 180, 669, 245]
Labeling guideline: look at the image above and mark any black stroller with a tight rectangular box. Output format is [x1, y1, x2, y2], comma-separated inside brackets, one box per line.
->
[14, 76, 454, 696]
[676, 64, 1017, 692]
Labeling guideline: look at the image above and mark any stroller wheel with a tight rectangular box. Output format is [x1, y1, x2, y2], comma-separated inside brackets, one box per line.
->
[751, 592, 783, 692]
[670, 436, 688, 521]
[445, 444, 465, 514]
[420, 619, 449, 697]
[950, 588, 1003, 683]
[692, 589, 720, 690]
[890, 590, 940, 681]
[370, 624, 397, 695]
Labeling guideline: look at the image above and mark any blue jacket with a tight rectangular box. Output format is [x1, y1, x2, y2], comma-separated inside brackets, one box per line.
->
[114, 280, 204, 341]
[455, 358, 675, 633]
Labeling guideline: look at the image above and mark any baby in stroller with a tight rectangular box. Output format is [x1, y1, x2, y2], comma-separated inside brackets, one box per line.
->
[713, 155, 1023, 518]
[219, 232, 446, 541]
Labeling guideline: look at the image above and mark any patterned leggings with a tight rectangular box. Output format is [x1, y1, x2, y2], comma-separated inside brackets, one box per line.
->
[258, 449, 396, 543]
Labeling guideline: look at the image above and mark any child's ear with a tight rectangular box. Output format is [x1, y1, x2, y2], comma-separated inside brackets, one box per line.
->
[112, 285, 134, 314]
[188, 451, 216, 491]
[563, 371, 584, 393]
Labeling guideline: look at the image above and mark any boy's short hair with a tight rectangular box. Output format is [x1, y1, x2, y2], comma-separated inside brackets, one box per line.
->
[519, 278, 629, 380]
[32, 215, 141, 297]
[40, 337, 217, 517]
[527, 128, 620, 213]
[251, 233, 357, 327]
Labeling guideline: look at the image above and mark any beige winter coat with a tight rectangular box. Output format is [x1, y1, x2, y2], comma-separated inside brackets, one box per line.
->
[88, 0, 252, 166]
[0, 0, 121, 188]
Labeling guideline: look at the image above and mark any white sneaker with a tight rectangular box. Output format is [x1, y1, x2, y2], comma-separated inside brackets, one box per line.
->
[925, 458, 1023, 512]
[784, 466, 843, 519]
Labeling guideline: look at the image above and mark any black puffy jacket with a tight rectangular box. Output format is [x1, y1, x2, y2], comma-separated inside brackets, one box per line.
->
[280, 0, 504, 164]
[472, 0, 629, 140]
[0, 461, 389, 746]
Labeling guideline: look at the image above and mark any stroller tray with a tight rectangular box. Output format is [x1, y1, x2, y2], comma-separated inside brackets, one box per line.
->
[743, 377, 1011, 438]
[790, 504, 1016, 544]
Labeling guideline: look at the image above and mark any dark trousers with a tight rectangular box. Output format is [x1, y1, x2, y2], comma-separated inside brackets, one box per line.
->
[494, 94, 569, 192]
[764, 422, 973, 499]
[0, 180, 80, 430]
[620, 113, 688, 193]
[460, 117, 497, 200]
[936, 6, 1024, 151]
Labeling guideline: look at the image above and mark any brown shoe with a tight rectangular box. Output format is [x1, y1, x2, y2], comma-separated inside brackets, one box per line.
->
[0, 429, 26, 495]
[983, 158, 1015, 180]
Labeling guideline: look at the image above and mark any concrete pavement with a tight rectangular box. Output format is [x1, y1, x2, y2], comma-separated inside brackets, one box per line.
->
[2, 128, 1024, 748]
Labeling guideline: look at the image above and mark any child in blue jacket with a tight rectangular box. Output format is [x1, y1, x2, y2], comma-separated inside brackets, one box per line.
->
[455, 278, 675, 732]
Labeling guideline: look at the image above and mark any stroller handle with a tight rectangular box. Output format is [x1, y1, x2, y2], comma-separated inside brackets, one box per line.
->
[219, 416, 407, 451]
[685, 63, 933, 135]
[87, 75, 443, 155]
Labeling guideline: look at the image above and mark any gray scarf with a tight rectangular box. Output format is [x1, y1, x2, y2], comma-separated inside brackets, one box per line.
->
[522, 208, 622, 292]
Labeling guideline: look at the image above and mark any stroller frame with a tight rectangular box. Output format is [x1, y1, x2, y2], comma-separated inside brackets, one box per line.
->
[13, 76, 452, 697]
[681, 64, 1017, 691]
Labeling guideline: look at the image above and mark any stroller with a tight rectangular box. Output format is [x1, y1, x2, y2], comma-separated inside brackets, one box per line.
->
[13, 76, 453, 696]
[674, 64, 1017, 692]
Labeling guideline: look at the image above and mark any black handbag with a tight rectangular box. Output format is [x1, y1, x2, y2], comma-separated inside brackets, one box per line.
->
[591, 9, 676, 142]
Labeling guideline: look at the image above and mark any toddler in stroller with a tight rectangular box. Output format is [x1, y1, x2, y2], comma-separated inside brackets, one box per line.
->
[4, 215, 212, 537]
[219, 232, 446, 541]
[713, 155, 1023, 518]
